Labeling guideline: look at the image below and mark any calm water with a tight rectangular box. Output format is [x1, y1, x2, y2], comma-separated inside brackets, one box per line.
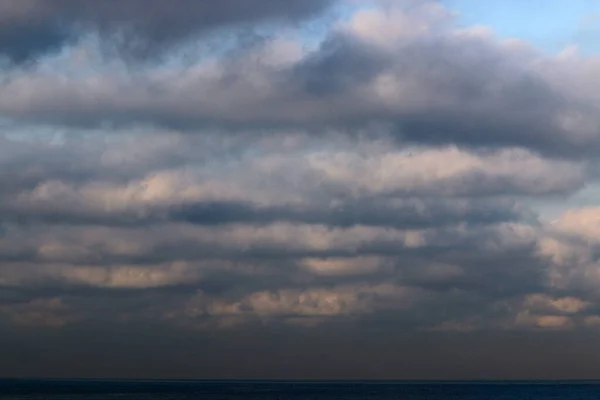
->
[1, 380, 600, 399]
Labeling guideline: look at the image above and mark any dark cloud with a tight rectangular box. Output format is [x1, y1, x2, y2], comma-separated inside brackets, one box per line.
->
[0, 196, 522, 229]
[0, 0, 334, 63]
[168, 198, 522, 229]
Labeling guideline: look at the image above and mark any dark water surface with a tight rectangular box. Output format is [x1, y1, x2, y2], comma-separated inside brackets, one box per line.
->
[2, 380, 600, 399]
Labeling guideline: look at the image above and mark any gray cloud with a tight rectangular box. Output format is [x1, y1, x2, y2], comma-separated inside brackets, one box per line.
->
[0, 0, 334, 63]
[167, 198, 523, 229]
[1, 133, 576, 229]
[0, 126, 584, 337]
[1, 0, 600, 380]
[0, 5, 597, 159]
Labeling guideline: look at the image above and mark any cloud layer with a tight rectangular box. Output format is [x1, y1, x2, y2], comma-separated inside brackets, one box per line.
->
[1, 0, 600, 378]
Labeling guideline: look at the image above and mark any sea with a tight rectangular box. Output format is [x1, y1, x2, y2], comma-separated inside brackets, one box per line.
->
[1, 380, 600, 399]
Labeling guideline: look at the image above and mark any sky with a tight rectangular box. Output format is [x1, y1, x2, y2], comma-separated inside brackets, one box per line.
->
[2, 0, 600, 380]
[447, 0, 600, 54]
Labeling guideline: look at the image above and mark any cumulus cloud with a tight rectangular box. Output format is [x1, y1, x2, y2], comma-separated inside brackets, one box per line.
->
[0, 0, 600, 344]
[0, 1, 599, 161]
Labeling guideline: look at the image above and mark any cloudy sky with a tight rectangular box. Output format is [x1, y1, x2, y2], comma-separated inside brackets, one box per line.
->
[2, 0, 600, 380]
